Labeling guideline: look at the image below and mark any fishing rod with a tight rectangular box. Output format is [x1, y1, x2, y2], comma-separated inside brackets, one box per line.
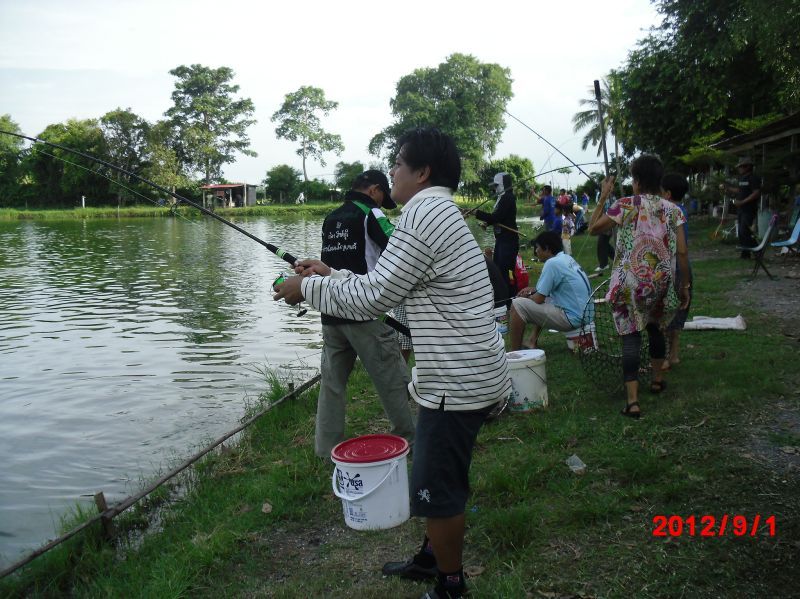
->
[461, 197, 492, 218]
[0, 129, 412, 337]
[534, 162, 605, 179]
[504, 109, 594, 181]
[593, 80, 610, 178]
[2, 130, 300, 262]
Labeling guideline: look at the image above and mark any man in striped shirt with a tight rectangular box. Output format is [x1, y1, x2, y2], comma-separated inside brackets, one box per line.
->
[275, 128, 511, 599]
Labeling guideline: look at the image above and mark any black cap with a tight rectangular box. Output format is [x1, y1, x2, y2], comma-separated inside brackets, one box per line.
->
[352, 170, 396, 209]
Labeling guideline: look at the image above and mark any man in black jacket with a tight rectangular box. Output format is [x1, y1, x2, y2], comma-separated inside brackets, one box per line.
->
[721, 156, 762, 258]
[314, 170, 415, 457]
[475, 172, 519, 308]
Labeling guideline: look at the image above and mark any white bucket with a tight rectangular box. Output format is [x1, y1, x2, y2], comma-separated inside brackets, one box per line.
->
[331, 434, 410, 530]
[506, 349, 548, 411]
[564, 322, 597, 351]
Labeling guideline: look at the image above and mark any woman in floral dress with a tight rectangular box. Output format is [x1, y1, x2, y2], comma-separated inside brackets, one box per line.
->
[588, 155, 690, 418]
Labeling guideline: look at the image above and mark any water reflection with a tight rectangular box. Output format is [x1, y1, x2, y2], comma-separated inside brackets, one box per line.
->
[0, 215, 322, 566]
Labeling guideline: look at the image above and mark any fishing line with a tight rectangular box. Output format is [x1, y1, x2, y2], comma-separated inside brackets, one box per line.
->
[0, 129, 412, 336]
[504, 110, 594, 181]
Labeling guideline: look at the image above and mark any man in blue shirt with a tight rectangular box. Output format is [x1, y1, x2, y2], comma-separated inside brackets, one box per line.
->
[539, 185, 556, 231]
[509, 230, 593, 350]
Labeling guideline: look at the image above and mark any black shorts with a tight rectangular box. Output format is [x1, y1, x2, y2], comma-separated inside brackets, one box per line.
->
[409, 404, 493, 518]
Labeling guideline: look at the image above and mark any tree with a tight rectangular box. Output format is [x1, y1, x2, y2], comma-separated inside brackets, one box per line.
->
[271, 86, 344, 183]
[615, 0, 792, 164]
[165, 64, 257, 184]
[469, 154, 535, 200]
[369, 53, 513, 186]
[142, 120, 191, 198]
[334, 160, 365, 193]
[26, 119, 109, 206]
[100, 108, 151, 205]
[572, 74, 628, 193]
[0, 115, 25, 206]
[263, 164, 301, 203]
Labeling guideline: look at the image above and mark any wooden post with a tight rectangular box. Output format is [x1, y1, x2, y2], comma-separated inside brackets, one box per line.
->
[94, 492, 115, 541]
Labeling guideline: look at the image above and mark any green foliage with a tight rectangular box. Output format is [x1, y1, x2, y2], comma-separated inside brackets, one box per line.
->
[617, 0, 795, 163]
[369, 53, 513, 185]
[263, 164, 301, 203]
[0, 115, 25, 207]
[303, 178, 337, 202]
[100, 107, 151, 205]
[333, 160, 365, 193]
[572, 72, 628, 159]
[729, 112, 784, 134]
[679, 131, 728, 168]
[142, 119, 191, 195]
[271, 86, 344, 182]
[165, 64, 257, 184]
[466, 154, 536, 200]
[25, 118, 110, 207]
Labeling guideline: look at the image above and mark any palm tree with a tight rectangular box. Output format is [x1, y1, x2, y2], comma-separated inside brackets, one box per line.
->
[572, 72, 626, 194]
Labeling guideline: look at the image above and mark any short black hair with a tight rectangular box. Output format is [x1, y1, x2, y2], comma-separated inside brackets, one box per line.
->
[543, 185, 552, 194]
[396, 127, 461, 190]
[662, 172, 688, 202]
[532, 230, 563, 254]
[630, 154, 664, 194]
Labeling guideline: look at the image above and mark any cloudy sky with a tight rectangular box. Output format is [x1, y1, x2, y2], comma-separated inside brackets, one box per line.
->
[0, 0, 660, 189]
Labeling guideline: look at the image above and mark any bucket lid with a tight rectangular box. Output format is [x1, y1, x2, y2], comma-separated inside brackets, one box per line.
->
[506, 348, 546, 362]
[331, 434, 409, 463]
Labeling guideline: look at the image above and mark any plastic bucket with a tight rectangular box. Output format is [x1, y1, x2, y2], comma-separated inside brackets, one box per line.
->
[331, 434, 410, 530]
[564, 322, 597, 351]
[505, 349, 548, 411]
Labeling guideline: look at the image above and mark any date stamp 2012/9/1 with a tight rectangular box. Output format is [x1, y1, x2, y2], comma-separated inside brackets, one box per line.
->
[652, 514, 776, 537]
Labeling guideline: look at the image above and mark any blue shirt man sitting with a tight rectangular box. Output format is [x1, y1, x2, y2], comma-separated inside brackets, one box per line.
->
[510, 230, 593, 350]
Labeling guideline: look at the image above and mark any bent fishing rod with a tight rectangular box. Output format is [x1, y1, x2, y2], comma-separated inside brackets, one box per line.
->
[504, 109, 594, 181]
[0, 129, 411, 337]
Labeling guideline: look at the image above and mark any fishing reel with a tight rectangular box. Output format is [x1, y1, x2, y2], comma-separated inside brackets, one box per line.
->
[273, 273, 308, 317]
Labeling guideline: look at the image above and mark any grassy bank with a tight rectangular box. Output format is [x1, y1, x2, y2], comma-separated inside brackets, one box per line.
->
[0, 196, 541, 221]
[2, 220, 798, 598]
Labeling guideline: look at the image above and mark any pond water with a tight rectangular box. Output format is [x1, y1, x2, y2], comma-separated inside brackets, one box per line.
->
[0, 211, 505, 567]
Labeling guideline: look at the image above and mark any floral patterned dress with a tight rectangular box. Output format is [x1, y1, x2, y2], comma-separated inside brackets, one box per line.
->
[605, 194, 686, 335]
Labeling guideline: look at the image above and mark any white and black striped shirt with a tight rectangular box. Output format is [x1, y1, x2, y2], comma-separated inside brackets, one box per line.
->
[301, 186, 511, 411]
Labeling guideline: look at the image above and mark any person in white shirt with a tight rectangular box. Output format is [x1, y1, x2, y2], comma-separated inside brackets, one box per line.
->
[275, 127, 510, 599]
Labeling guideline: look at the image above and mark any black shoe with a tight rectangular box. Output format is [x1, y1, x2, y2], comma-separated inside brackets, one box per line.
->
[382, 558, 437, 581]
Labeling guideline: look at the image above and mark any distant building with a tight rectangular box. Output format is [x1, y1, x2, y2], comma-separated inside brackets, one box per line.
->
[200, 183, 257, 208]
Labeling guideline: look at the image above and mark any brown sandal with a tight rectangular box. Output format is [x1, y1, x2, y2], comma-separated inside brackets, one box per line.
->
[649, 380, 668, 394]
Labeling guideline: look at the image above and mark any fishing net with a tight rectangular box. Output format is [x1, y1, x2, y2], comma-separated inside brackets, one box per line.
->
[576, 278, 657, 392]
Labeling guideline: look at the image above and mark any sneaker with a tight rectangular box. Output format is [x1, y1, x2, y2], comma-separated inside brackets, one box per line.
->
[382, 558, 437, 581]
[594, 266, 606, 272]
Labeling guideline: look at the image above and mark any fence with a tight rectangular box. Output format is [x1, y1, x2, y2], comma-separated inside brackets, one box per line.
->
[0, 374, 321, 579]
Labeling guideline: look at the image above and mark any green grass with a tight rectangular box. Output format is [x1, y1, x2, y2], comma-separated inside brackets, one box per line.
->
[1, 217, 798, 598]
[0, 195, 542, 222]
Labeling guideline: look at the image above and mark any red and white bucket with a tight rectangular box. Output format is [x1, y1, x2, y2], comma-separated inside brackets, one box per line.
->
[331, 434, 410, 530]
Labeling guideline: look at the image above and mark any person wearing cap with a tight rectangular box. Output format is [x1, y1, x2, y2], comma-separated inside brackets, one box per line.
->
[312, 170, 415, 458]
[721, 157, 762, 258]
[475, 172, 519, 308]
